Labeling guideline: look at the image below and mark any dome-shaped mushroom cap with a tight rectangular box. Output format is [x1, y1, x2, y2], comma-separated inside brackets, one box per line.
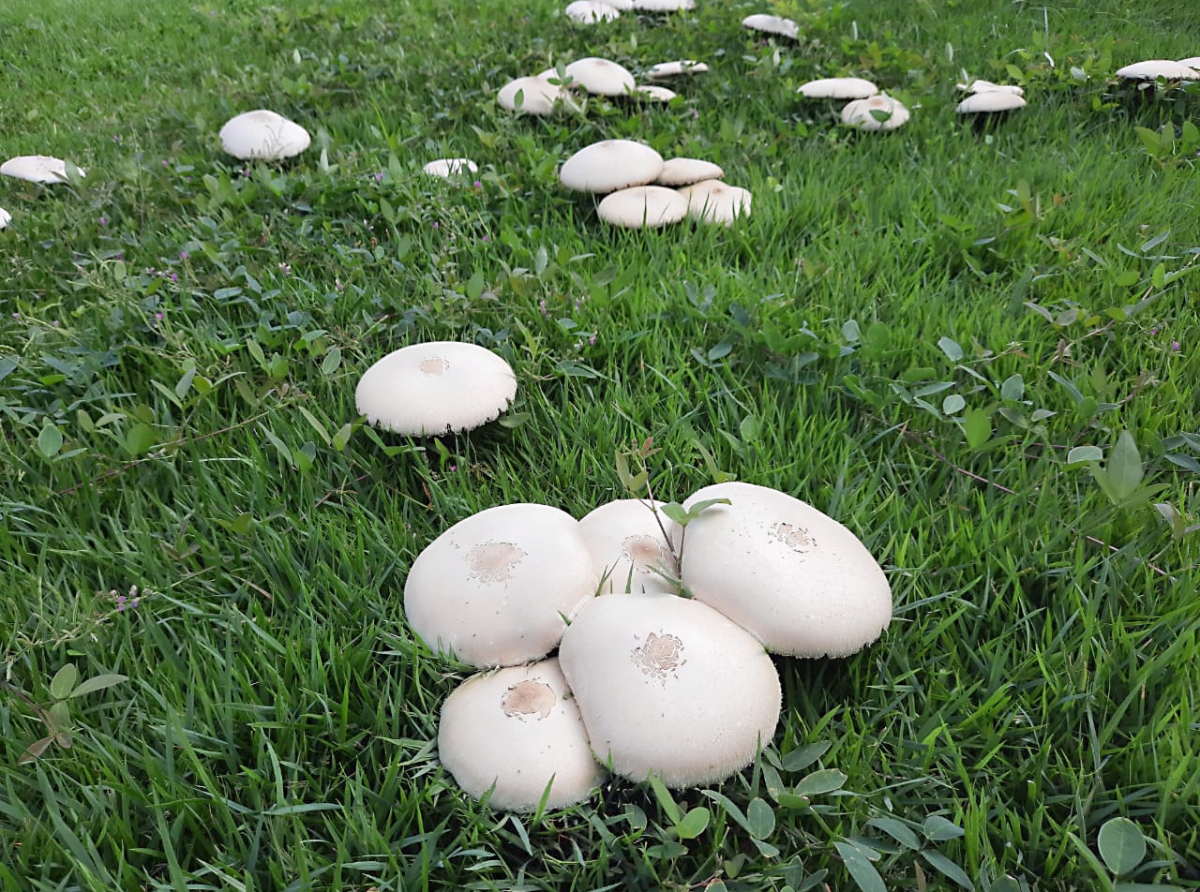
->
[578, 500, 679, 593]
[558, 592, 781, 787]
[438, 659, 606, 812]
[841, 94, 910, 130]
[1115, 60, 1200, 80]
[564, 58, 637, 96]
[0, 208, 10, 230]
[956, 79, 1024, 96]
[559, 140, 664, 193]
[677, 482, 893, 658]
[355, 341, 517, 436]
[404, 503, 600, 667]
[0, 155, 86, 184]
[632, 0, 695, 10]
[741, 14, 799, 39]
[634, 84, 677, 102]
[597, 186, 688, 228]
[423, 157, 479, 177]
[645, 60, 709, 80]
[497, 76, 571, 115]
[956, 91, 1026, 114]
[218, 110, 311, 161]
[1179, 57, 1200, 70]
[656, 157, 725, 186]
[679, 179, 752, 224]
[797, 77, 879, 100]
[565, 0, 621, 23]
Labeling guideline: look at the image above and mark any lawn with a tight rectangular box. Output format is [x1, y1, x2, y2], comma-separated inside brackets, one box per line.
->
[0, 0, 1198, 889]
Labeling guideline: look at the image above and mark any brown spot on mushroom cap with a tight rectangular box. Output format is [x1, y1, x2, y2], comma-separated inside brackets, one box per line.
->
[769, 522, 816, 554]
[468, 542, 527, 584]
[631, 631, 686, 682]
[501, 680, 556, 720]
[419, 356, 449, 375]
[622, 535, 670, 572]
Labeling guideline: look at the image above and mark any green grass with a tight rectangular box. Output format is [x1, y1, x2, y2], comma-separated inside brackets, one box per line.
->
[1, 0, 1198, 888]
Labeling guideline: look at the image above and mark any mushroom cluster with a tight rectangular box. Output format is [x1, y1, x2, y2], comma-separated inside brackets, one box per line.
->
[412, 482, 892, 810]
[496, 53, 708, 115]
[564, 0, 695, 26]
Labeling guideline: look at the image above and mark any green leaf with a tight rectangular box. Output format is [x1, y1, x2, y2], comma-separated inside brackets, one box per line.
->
[746, 798, 775, 839]
[69, 674, 128, 698]
[942, 394, 965, 415]
[923, 815, 966, 841]
[989, 878, 1022, 892]
[834, 841, 886, 892]
[1000, 374, 1025, 401]
[866, 816, 920, 850]
[124, 422, 157, 457]
[1113, 884, 1184, 892]
[38, 423, 64, 458]
[793, 768, 847, 797]
[321, 346, 342, 375]
[660, 502, 689, 525]
[700, 790, 749, 833]
[1098, 817, 1146, 877]
[49, 664, 79, 700]
[1151, 263, 1166, 289]
[685, 497, 732, 522]
[18, 736, 55, 765]
[963, 408, 991, 450]
[647, 774, 681, 825]
[937, 337, 963, 362]
[674, 806, 710, 840]
[1067, 445, 1104, 464]
[1105, 430, 1144, 502]
[921, 850, 975, 889]
[781, 741, 830, 773]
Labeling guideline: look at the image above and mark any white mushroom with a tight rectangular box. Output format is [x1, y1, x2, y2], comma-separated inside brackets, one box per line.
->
[438, 659, 606, 811]
[564, 57, 637, 96]
[841, 94, 910, 130]
[956, 91, 1026, 114]
[678, 179, 752, 225]
[559, 139, 664, 193]
[645, 60, 709, 80]
[632, 0, 695, 10]
[497, 76, 572, 115]
[559, 592, 781, 787]
[218, 110, 310, 161]
[676, 481, 893, 658]
[634, 85, 677, 102]
[955, 79, 1024, 96]
[598, 186, 688, 228]
[565, 0, 621, 23]
[423, 158, 479, 177]
[797, 77, 879, 100]
[741, 14, 799, 40]
[0, 208, 10, 230]
[656, 158, 725, 187]
[355, 341, 517, 436]
[1179, 57, 1200, 70]
[404, 503, 600, 668]
[1114, 60, 1200, 81]
[578, 500, 679, 593]
[0, 155, 86, 185]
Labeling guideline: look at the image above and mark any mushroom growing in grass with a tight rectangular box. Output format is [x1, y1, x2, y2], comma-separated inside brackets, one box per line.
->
[645, 60, 709, 80]
[355, 340, 517, 437]
[423, 158, 479, 177]
[632, 0, 695, 10]
[1, 155, 86, 185]
[558, 591, 781, 787]
[438, 659, 606, 811]
[956, 91, 1026, 116]
[679, 179, 752, 225]
[559, 139, 664, 193]
[676, 482, 893, 659]
[741, 14, 799, 40]
[404, 503, 601, 668]
[497, 76, 573, 116]
[218, 110, 310, 161]
[1114, 60, 1200, 81]
[564, 57, 637, 96]
[634, 85, 678, 103]
[956, 79, 1024, 96]
[841, 94, 910, 131]
[597, 186, 688, 229]
[565, 1, 621, 23]
[579, 500, 680, 593]
[655, 158, 724, 187]
[0, 208, 10, 230]
[797, 77, 879, 100]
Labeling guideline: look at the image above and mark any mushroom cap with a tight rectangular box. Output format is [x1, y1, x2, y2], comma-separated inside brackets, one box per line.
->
[559, 139, 664, 193]
[645, 60, 709, 80]
[841, 94, 910, 130]
[578, 500, 680, 593]
[1115, 60, 1200, 80]
[797, 77, 880, 99]
[656, 157, 725, 187]
[1179, 57, 1200, 70]
[423, 157, 479, 177]
[218, 110, 310, 161]
[497, 76, 571, 115]
[355, 340, 517, 436]
[438, 659, 606, 811]
[565, 0, 621, 23]
[404, 503, 600, 667]
[597, 186, 689, 228]
[741, 14, 799, 39]
[632, 0, 695, 10]
[956, 79, 1024, 96]
[563, 57, 637, 96]
[634, 84, 677, 102]
[677, 482, 893, 658]
[558, 592, 781, 787]
[679, 179, 752, 225]
[956, 91, 1026, 114]
[0, 155, 85, 185]
[0, 208, 10, 230]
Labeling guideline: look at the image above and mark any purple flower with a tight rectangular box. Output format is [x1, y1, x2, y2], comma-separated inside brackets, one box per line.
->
[179, 250, 190, 261]
[99, 216, 108, 227]
[433, 221, 439, 229]
[482, 235, 489, 242]
[155, 312, 164, 321]
[473, 180, 482, 189]
[1172, 340, 1181, 352]
[374, 171, 384, 182]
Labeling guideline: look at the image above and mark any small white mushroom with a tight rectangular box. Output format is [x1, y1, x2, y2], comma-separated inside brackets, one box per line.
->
[598, 186, 688, 229]
[797, 77, 879, 100]
[218, 110, 310, 161]
[656, 158, 725, 187]
[404, 503, 601, 668]
[355, 341, 517, 436]
[645, 60, 709, 80]
[632, 0, 695, 10]
[679, 179, 752, 225]
[956, 92, 1026, 114]
[438, 659, 606, 811]
[634, 84, 677, 102]
[0, 208, 10, 230]
[955, 79, 1024, 96]
[741, 13, 799, 40]
[1115, 60, 1200, 81]
[564, 57, 637, 96]
[423, 158, 479, 177]
[565, 0, 621, 23]
[841, 94, 910, 130]
[559, 139, 665, 193]
[579, 500, 680, 593]
[0, 155, 86, 185]
[497, 76, 572, 115]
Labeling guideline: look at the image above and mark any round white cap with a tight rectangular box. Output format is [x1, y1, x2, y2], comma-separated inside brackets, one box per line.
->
[841, 94, 910, 130]
[634, 84, 677, 102]
[559, 139, 664, 193]
[632, 0, 695, 10]
[645, 60, 709, 80]
[497, 76, 570, 115]
[956, 79, 1024, 96]
[678, 481, 893, 658]
[741, 14, 799, 39]
[956, 92, 1026, 114]
[578, 500, 679, 593]
[438, 659, 606, 811]
[797, 77, 879, 100]
[597, 186, 688, 228]
[1115, 60, 1200, 80]
[218, 110, 311, 161]
[404, 503, 600, 667]
[656, 157, 725, 186]
[0, 207, 10, 230]
[423, 158, 479, 177]
[355, 341, 517, 436]
[679, 179, 752, 225]
[563, 57, 636, 96]
[0, 155, 86, 185]
[559, 592, 781, 787]
[565, 1, 621, 23]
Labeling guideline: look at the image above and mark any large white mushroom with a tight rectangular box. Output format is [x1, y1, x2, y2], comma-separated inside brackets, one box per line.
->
[956, 79, 1024, 96]
[438, 659, 606, 811]
[632, 0, 695, 10]
[565, 1, 621, 23]
[559, 139, 664, 193]
[679, 179, 752, 225]
[578, 500, 679, 593]
[742, 14, 799, 40]
[956, 91, 1026, 115]
[1115, 60, 1200, 81]
[218, 110, 310, 161]
[0, 155, 86, 185]
[841, 94, 910, 131]
[404, 503, 600, 667]
[597, 186, 689, 229]
[564, 57, 637, 96]
[497, 76, 571, 115]
[355, 341, 517, 436]
[0, 208, 10, 230]
[797, 77, 879, 100]
[558, 592, 781, 787]
[676, 482, 893, 658]
[423, 158, 479, 177]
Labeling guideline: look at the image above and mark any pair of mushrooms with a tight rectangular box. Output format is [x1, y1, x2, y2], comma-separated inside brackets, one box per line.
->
[565, 0, 694, 24]
[410, 483, 893, 811]
[0, 155, 89, 231]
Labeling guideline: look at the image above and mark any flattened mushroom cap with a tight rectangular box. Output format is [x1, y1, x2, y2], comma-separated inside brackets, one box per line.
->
[1115, 60, 1200, 80]
[741, 14, 799, 39]
[797, 77, 879, 99]
[219, 110, 310, 161]
[423, 157, 479, 177]
[841, 94, 910, 130]
[1179, 57, 1200, 69]
[632, 0, 695, 9]
[956, 91, 1026, 114]
[0, 208, 10, 230]
[497, 76, 571, 115]
[677, 481, 893, 658]
[645, 60, 709, 80]
[656, 157, 724, 186]
[559, 139, 664, 193]
[558, 592, 781, 787]
[956, 79, 1024, 96]
[438, 659, 606, 811]
[597, 186, 688, 228]
[565, 1, 621, 23]
[404, 503, 601, 667]
[564, 57, 637, 96]
[679, 179, 752, 224]
[0, 155, 85, 184]
[579, 500, 679, 593]
[634, 85, 677, 102]
[355, 341, 517, 436]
